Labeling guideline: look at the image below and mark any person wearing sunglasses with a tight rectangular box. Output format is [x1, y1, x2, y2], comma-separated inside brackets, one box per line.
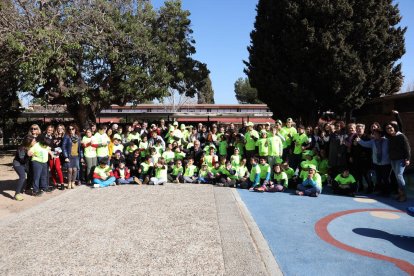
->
[28, 124, 42, 138]
[62, 124, 83, 189]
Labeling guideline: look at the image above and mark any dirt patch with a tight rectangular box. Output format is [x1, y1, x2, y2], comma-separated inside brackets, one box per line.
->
[0, 154, 71, 220]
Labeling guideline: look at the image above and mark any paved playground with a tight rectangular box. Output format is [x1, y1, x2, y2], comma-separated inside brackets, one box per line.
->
[239, 189, 414, 275]
[0, 182, 413, 275]
[0, 184, 279, 276]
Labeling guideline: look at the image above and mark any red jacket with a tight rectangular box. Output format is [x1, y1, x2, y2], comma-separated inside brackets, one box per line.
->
[113, 167, 131, 179]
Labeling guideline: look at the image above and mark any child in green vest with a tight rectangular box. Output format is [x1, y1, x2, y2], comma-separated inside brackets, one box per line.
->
[296, 165, 322, 197]
[218, 135, 228, 158]
[256, 130, 269, 160]
[247, 157, 261, 190]
[282, 162, 296, 190]
[267, 164, 288, 192]
[197, 163, 211, 184]
[124, 141, 138, 156]
[137, 156, 153, 184]
[149, 157, 167, 185]
[138, 135, 149, 158]
[93, 157, 116, 188]
[230, 148, 241, 169]
[219, 161, 237, 187]
[183, 158, 198, 183]
[236, 158, 250, 188]
[28, 135, 52, 196]
[168, 159, 184, 183]
[332, 168, 357, 196]
[210, 162, 222, 185]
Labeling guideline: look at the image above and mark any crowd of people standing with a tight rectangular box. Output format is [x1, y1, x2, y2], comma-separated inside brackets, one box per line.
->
[12, 111, 411, 202]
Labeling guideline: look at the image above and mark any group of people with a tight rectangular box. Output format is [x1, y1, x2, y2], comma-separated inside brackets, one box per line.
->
[12, 111, 411, 202]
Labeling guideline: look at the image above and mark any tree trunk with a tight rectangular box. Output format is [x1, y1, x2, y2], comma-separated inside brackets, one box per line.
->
[66, 102, 97, 131]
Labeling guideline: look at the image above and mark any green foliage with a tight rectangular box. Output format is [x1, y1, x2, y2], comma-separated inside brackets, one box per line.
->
[0, 0, 207, 128]
[234, 77, 262, 104]
[245, 0, 406, 123]
[198, 75, 215, 104]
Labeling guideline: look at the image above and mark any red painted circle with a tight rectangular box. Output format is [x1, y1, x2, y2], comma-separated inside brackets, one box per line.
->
[315, 209, 414, 274]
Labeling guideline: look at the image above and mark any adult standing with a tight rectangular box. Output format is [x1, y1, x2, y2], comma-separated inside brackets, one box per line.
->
[385, 122, 411, 202]
[63, 124, 83, 189]
[81, 128, 97, 185]
[13, 135, 36, 201]
[357, 129, 391, 196]
[350, 124, 373, 193]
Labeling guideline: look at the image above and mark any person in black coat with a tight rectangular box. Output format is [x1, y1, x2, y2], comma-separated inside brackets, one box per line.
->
[385, 122, 411, 202]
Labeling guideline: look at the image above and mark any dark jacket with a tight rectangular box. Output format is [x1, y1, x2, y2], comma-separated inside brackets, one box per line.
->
[62, 135, 83, 159]
[388, 132, 411, 161]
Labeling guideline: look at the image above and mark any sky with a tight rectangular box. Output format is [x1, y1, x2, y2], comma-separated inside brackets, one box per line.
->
[153, 0, 414, 104]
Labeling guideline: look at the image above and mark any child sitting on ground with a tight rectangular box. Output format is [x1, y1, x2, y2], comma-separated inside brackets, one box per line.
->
[137, 156, 153, 185]
[198, 163, 211, 184]
[248, 157, 261, 190]
[219, 161, 237, 187]
[236, 158, 249, 189]
[296, 165, 322, 197]
[210, 162, 222, 185]
[93, 157, 116, 188]
[114, 160, 138, 185]
[183, 158, 198, 183]
[149, 157, 167, 185]
[332, 168, 357, 196]
[267, 164, 288, 192]
[168, 159, 184, 183]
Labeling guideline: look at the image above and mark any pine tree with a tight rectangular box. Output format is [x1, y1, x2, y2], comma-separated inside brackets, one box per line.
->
[234, 77, 262, 104]
[245, 0, 406, 123]
[198, 75, 215, 104]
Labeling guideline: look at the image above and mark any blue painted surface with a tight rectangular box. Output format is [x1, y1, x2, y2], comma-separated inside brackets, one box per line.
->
[238, 190, 414, 276]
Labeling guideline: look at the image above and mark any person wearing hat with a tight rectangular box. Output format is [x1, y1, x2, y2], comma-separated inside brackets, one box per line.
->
[296, 165, 322, 197]
[280, 118, 297, 161]
[332, 168, 357, 196]
[245, 122, 259, 164]
[93, 157, 116, 188]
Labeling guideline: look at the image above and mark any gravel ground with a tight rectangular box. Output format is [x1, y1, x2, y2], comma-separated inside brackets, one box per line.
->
[0, 184, 277, 275]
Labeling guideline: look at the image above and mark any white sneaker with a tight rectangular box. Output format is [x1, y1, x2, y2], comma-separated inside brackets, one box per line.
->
[110, 182, 116, 186]
[93, 184, 100, 188]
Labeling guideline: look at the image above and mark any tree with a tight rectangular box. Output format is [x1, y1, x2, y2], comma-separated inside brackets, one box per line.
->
[198, 75, 215, 104]
[244, 0, 406, 124]
[0, 0, 207, 129]
[234, 77, 262, 104]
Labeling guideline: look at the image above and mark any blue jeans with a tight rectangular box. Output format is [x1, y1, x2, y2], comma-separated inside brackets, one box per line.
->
[93, 176, 116, 187]
[297, 184, 321, 197]
[32, 161, 49, 192]
[390, 159, 406, 191]
[13, 160, 27, 194]
[117, 177, 134, 185]
[198, 176, 209, 184]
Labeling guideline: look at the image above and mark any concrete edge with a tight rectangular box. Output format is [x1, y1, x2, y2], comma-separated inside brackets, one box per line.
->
[231, 189, 284, 276]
